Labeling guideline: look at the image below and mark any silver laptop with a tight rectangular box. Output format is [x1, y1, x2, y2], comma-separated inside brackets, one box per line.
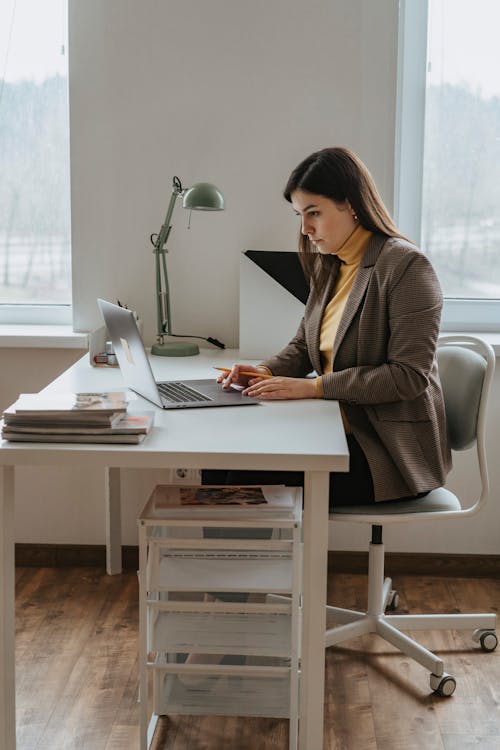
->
[97, 299, 259, 410]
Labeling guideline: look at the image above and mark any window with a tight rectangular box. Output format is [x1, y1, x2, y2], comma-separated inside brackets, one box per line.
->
[423, 0, 500, 300]
[0, 0, 71, 324]
[396, 0, 500, 329]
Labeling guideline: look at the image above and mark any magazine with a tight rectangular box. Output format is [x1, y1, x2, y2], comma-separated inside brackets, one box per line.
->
[8, 391, 129, 416]
[2, 411, 125, 427]
[147, 484, 295, 516]
[1, 431, 147, 444]
[1, 412, 154, 435]
[1, 411, 154, 445]
[181, 487, 267, 505]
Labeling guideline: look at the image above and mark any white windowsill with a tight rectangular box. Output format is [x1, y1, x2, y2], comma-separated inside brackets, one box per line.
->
[0, 325, 88, 349]
[484, 333, 500, 355]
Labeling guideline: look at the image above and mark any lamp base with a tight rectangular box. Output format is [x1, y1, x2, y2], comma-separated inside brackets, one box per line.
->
[151, 340, 199, 357]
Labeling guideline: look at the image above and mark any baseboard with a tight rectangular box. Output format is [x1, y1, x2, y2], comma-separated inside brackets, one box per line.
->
[14, 543, 500, 577]
[15, 543, 139, 570]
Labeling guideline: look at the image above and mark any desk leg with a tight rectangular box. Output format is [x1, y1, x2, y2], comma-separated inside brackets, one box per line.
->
[300, 470, 329, 750]
[105, 467, 122, 575]
[0, 466, 16, 750]
[138, 522, 149, 750]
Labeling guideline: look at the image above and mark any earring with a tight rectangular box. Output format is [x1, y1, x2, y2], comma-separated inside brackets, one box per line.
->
[352, 211, 358, 221]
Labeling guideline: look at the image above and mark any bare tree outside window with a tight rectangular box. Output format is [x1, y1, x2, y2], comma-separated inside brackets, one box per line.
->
[0, 0, 71, 307]
[422, 0, 500, 300]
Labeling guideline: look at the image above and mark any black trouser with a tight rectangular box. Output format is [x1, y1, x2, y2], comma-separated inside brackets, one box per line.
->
[202, 433, 429, 507]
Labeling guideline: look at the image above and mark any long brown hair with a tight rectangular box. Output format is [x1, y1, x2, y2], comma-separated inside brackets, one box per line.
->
[284, 147, 406, 294]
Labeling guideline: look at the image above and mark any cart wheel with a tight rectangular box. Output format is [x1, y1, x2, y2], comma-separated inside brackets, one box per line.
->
[386, 590, 399, 611]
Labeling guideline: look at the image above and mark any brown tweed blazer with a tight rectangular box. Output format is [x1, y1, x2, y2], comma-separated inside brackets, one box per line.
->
[262, 234, 452, 501]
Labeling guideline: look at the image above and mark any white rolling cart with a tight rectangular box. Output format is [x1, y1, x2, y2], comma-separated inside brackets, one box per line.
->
[138, 484, 303, 750]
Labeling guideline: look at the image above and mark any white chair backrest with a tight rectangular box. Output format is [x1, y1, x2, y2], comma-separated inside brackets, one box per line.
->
[437, 335, 495, 452]
[437, 345, 486, 451]
[438, 335, 495, 513]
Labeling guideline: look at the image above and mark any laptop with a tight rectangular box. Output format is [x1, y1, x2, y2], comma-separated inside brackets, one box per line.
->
[97, 299, 260, 410]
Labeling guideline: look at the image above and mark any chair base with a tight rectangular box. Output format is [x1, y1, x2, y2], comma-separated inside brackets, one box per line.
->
[325, 540, 497, 689]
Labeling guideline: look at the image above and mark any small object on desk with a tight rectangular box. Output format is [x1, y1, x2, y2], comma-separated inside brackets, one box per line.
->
[214, 367, 273, 379]
[93, 341, 119, 367]
[93, 351, 119, 367]
[106, 341, 118, 364]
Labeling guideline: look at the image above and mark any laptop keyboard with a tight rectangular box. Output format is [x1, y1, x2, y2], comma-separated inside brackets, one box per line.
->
[157, 381, 212, 404]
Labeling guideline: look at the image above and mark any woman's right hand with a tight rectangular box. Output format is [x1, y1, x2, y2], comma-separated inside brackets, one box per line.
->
[217, 364, 270, 390]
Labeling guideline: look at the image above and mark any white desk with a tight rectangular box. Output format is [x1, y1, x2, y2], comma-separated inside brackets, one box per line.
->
[0, 349, 348, 750]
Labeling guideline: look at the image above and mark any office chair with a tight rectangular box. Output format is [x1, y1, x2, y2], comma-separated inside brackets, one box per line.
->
[326, 335, 497, 696]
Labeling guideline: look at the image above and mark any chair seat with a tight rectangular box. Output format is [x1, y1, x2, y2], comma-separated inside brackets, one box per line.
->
[332, 486, 461, 519]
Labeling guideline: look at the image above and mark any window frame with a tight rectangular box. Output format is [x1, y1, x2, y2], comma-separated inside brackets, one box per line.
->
[395, 0, 500, 332]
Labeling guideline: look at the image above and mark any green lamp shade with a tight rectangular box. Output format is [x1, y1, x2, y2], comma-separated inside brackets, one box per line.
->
[182, 182, 225, 211]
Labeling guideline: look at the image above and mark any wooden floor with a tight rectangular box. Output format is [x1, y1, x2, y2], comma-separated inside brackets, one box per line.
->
[15, 567, 500, 750]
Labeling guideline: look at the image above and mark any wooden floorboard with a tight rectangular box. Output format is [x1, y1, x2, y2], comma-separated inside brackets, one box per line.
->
[15, 567, 500, 750]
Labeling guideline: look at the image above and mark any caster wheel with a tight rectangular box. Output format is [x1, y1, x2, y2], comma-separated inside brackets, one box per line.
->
[430, 672, 456, 697]
[472, 629, 498, 652]
[387, 590, 399, 611]
[480, 631, 498, 652]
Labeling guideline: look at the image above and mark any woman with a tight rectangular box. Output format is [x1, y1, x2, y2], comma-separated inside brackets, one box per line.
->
[188, 147, 452, 675]
[215, 146, 451, 506]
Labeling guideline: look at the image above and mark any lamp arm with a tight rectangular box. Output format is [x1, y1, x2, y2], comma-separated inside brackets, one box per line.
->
[154, 188, 177, 252]
[152, 177, 183, 340]
[159, 248, 172, 336]
[154, 246, 164, 338]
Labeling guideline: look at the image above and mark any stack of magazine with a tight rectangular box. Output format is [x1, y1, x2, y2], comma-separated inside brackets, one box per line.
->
[1, 392, 154, 444]
[144, 484, 297, 518]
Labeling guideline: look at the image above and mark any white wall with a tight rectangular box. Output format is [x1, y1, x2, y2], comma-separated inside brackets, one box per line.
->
[69, 0, 399, 341]
[5, 0, 500, 555]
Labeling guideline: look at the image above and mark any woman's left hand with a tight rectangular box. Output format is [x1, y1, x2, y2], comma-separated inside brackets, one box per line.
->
[243, 376, 317, 400]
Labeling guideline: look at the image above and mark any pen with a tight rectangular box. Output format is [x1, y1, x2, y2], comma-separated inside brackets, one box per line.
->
[214, 367, 273, 379]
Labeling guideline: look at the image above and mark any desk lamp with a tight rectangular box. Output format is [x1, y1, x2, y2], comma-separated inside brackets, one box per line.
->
[150, 175, 225, 356]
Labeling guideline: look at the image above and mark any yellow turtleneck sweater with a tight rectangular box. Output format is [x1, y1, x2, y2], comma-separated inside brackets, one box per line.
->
[315, 226, 373, 424]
